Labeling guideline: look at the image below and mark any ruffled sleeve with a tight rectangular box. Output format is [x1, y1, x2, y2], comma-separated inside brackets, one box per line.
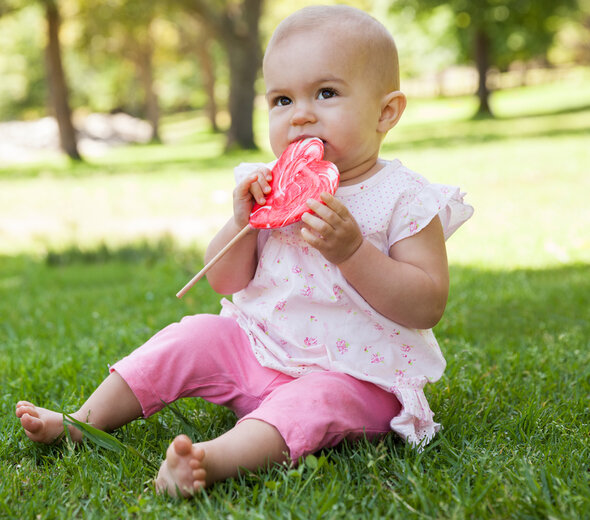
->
[387, 181, 474, 247]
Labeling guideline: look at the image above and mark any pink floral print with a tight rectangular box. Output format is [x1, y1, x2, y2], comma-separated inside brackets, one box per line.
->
[301, 285, 314, 298]
[332, 285, 344, 301]
[336, 339, 349, 354]
[371, 353, 385, 364]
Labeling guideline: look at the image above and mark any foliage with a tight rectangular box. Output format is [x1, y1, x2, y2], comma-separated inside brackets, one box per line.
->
[1, 1, 588, 123]
[391, 0, 581, 115]
[0, 0, 219, 121]
[551, 0, 590, 64]
[385, 4, 460, 79]
[63, 414, 159, 472]
[0, 4, 46, 119]
[392, 0, 579, 68]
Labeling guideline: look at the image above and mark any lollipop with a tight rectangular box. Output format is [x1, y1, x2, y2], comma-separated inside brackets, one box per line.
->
[177, 138, 339, 298]
[249, 138, 339, 229]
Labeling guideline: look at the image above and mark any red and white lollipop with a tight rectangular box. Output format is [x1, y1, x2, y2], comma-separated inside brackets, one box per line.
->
[177, 137, 339, 297]
[250, 137, 339, 229]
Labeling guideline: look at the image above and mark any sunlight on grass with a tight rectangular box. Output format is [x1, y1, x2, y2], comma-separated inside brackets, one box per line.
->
[0, 77, 588, 270]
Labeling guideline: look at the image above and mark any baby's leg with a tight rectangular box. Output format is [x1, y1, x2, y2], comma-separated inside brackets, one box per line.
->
[16, 372, 142, 443]
[238, 371, 401, 463]
[155, 419, 288, 497]
[16, 314, 243, 444]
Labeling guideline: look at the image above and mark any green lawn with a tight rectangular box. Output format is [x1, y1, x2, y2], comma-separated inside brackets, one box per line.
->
[1, 76, 589, 518]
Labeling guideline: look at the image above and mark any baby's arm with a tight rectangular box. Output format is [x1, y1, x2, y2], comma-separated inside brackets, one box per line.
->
[302, 193, 449, 329]
[205, 167, 272, 294]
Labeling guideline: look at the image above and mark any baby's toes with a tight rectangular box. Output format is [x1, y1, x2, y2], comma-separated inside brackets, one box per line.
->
[16, 402, 38, 418]
[192, 467, 206, 483]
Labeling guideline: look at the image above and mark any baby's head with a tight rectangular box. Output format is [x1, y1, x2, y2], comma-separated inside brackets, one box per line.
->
[263, 6, 406, 180]
[264, 5, 400, 94]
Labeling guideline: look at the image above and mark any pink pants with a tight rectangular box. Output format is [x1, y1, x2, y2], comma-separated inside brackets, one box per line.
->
[110, 314, 401, 461]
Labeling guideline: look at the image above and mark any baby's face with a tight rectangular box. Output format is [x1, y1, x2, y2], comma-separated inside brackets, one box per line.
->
[263, 30, 386, 182]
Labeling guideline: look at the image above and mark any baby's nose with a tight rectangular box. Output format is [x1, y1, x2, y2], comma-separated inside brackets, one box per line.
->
[290, 103, 317, 126]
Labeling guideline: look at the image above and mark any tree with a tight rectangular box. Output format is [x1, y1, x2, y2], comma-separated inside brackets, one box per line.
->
[0, 4, 48, 120]
[193, 30, 220, 134]
[77, 0, 164, 142]
[0, 0, 19, 17]
[43, 0, 81, 159]
[125, 20, 161, 142]
[554, 0, 590, 65]
[176, 17, 220, 133]
[2, 0, 82, 158]
[179, 0, 263, 150]
[392, 0, 579, 116]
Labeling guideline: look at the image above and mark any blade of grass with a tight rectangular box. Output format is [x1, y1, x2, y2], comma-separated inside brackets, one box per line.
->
[161, 400, 202, 439]
[63, 414, 159, 472]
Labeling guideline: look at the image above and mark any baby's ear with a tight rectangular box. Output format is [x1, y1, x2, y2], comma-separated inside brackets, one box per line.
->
[377, 91, 406, 133]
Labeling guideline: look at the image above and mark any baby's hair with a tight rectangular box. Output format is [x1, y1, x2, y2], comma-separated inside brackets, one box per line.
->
[264, 5, 400, 92]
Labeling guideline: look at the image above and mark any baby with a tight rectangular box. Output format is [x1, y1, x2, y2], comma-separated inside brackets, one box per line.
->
[16, 5, 473, 497]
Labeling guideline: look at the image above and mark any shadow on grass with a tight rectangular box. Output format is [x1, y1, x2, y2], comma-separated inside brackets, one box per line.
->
[498, 103, 590, 120]
[43, 235, 183, 267]
[3, 244, 588, 395]
[2, 241, 588, 350]
[469, 102, 590, 122]
[0, 141, 272, 180]
[384, 118, 590, 153]
[442, 263, 590, 345]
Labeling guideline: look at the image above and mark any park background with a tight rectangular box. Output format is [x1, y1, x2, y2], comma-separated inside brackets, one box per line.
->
[0, 0, 589, 518]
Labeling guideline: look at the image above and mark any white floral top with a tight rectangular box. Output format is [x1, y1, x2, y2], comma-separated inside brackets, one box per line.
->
[220, 159, 474, 446]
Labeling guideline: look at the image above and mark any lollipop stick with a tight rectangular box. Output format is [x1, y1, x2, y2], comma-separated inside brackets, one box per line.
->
[176, 224, 252, 298]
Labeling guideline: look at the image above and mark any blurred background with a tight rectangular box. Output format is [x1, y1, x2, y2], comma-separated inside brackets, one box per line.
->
[0, 0, 588, 266]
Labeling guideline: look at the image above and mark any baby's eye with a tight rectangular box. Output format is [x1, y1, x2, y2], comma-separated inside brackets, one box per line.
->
[317, 88, 337, 100]
[273, 96, 292, 107]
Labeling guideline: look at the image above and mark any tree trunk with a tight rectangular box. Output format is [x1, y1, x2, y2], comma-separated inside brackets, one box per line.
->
[222, 37, 259, 149]
[44, 0, 81, 160]
[219, 0, 262, 150]
[135, 44, 161, 142]
[474, 27, 493, 117]
[195, 35, 219, 133]
[183, 0, 263, 149]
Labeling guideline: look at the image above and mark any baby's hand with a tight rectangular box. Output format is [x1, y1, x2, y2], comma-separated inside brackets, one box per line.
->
[233, 167, 272, 227]
[301, 193, 363, 264]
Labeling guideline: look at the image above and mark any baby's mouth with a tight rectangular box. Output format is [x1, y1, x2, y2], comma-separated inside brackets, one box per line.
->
[293, 135, 326, 145]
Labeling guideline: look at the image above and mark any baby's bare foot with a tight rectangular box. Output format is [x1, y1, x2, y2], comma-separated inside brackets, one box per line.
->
[155, 434, 207, 498]
[15, 401, 82, 443]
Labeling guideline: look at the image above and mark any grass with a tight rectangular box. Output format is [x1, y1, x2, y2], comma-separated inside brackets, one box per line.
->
[1, 76, 589, 518]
